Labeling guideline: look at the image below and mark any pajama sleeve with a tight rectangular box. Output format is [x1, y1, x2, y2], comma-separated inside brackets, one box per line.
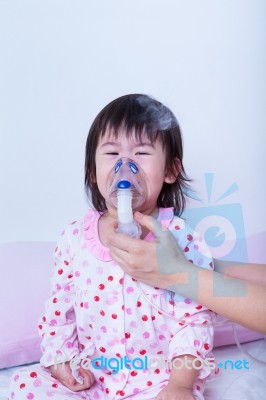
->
[167, 219, 216, 380]
[38, 225, 80, 367]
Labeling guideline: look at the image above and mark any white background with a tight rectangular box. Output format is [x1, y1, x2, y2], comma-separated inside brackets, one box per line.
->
[1, 0, 265, 244]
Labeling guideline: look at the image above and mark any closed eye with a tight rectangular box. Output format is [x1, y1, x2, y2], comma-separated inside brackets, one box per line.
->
[135, 152, 150, 155]
[106, 152, 119, 155]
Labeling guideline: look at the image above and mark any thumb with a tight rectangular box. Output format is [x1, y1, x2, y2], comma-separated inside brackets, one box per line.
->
[106, 219, 118, 234]
[134, 211, 163, 239]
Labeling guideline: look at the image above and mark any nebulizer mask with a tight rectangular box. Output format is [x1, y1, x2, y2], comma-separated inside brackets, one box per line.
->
[108, 157, 147, 238]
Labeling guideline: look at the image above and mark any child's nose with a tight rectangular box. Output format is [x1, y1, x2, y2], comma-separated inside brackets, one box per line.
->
[120, 151, 134, 160]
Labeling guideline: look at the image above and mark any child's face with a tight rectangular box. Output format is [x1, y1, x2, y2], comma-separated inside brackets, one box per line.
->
[95, 131, 174, 217]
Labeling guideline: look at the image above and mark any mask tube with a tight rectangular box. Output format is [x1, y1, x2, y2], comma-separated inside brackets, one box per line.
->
[108, 158, 147, 238]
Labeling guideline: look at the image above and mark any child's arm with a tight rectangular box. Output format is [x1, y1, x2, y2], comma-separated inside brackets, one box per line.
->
[38, 225, 79, 366]
[155, 355, 198, 400]
[169, 354, 199, 387]
[38, 223, 95, 390]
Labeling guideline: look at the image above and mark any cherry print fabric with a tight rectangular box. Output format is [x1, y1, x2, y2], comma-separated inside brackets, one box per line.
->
[9, 208, 217, 400]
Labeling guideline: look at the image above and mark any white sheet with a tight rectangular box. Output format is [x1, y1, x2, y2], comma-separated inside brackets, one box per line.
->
[205, 338, 266, 400]
[0, 339, 265, 400]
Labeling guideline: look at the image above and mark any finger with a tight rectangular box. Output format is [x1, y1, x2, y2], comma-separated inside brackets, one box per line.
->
[109, 241, 153, 270]
[65, 379, 91, 392]
[61, 369, 81, 388]
[60, 376, 77, 389]
[108, 230, 142, 252]
[56, 368, 76, 387]
[79, 368, 95, 386]
[109, 247, 132, 271]
[105, 219, 118, 233]
[134, 212, 164, 239]
[68, 376, 76, 386]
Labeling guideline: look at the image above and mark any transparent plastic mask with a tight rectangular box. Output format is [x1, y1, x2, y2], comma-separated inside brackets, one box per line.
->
[107, 158, 147, 238]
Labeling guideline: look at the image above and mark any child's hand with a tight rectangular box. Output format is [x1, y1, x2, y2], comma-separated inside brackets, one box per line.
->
[155, 383, 195, 400]
[50, 362, 95, 392]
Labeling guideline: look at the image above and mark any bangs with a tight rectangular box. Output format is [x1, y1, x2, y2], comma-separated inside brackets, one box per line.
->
[101, 121, 161, 146]
[96, 94, 172, 145]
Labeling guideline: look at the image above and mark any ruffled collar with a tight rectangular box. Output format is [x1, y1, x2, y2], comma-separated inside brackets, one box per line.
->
[83, 210, 111, 261]
[83, 207, 174, 261]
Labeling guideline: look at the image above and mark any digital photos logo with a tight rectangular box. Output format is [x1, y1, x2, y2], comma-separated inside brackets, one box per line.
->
[183, 173, 248, 262]
[217, 359, 250, 370]
[54, 354, 219, 375]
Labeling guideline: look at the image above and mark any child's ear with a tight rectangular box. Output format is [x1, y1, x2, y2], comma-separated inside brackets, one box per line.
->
[164, 158, 181, 184]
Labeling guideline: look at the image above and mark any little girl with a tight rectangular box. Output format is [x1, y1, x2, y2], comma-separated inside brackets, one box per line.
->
[9, 94, 217, 400]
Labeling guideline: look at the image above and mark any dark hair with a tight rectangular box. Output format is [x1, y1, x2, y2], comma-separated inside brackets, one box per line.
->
[85, 94, 191, 215]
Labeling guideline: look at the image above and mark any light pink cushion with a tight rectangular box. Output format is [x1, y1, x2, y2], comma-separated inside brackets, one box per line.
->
[0, 241, 263, 369]
[213, 315, 264, 347]
[0, 242, 54, 369]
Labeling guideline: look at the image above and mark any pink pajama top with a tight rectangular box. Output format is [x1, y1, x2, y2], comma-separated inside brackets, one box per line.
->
[38, 207, 217, 399]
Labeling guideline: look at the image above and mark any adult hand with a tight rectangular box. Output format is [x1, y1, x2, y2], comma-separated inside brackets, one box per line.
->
[107, 211, 192, 290]
[50, 362, 95, 392]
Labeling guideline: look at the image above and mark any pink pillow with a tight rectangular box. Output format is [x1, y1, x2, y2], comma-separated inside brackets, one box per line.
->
[213, 315, 264, 347]
[0, 242, 54, 369]
[0, 241, 263, 369]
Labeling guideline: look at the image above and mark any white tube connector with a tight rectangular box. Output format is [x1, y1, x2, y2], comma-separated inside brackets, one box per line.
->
[116, 180, 141, 238]
[108, 158, 146, 238]
[117, 187, 133, 224]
